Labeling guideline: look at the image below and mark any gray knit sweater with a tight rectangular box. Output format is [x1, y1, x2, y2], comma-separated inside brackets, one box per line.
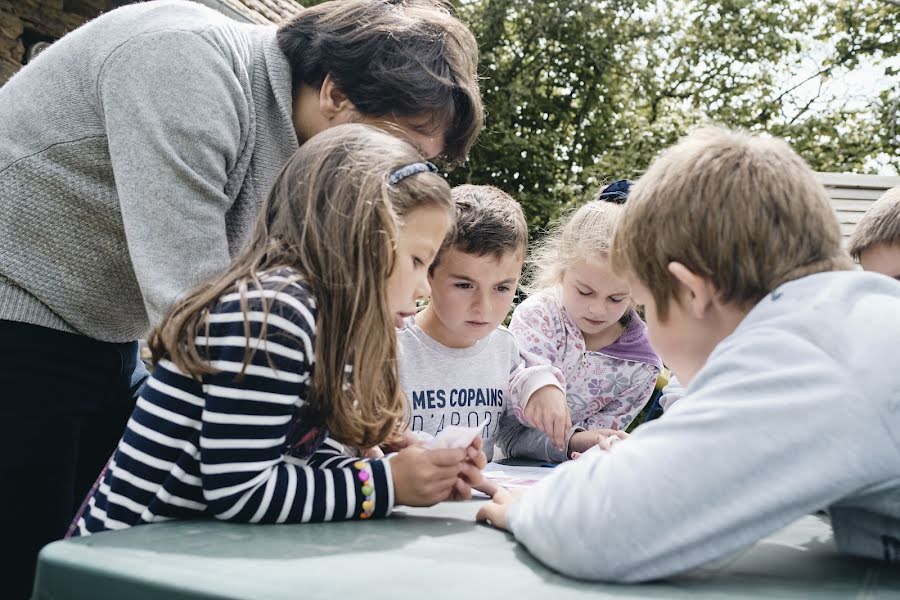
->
[0, 0, 299, 342]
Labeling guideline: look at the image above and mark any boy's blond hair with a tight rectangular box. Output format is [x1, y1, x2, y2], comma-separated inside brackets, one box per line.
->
[611, 127, 853, 320]
[847, 186, 900, 259]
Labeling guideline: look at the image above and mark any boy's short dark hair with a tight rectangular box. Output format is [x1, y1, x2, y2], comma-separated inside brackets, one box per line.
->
[277, 0, 482, 166]
[431, 185, 528, 271]
[848, 187, 900, 259]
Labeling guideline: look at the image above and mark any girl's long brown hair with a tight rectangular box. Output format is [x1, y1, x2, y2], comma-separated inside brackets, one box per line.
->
[149, 124, 453, 448]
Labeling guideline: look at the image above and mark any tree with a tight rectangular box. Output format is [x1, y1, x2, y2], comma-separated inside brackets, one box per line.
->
[449, 0, 899, 228]
[293, 0, 899, 228]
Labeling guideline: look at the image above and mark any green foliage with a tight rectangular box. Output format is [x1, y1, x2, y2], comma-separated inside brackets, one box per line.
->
[448, 0, 899, 229]
[293, 0, 898, 229]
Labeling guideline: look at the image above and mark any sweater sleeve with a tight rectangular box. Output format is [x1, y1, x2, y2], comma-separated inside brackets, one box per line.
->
[198, 285, 393, 522]
[505, 325, 893, 582]
[98, 30, 247, 326]
[579, 363, 659, 431]
[507, 296, 567, 414]
[659, 373, 687, 411]
[495, 417, 583, 463]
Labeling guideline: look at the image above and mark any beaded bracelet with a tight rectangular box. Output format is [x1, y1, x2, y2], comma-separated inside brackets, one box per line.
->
[353, 460, 375, 519]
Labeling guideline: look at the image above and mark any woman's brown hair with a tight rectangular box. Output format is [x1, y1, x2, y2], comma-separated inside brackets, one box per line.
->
[277, 0, 483, 165]
[149, 123, 453, 448]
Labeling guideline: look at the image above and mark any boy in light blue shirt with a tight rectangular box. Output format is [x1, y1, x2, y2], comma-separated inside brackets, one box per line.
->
[477, 127, 900, 580]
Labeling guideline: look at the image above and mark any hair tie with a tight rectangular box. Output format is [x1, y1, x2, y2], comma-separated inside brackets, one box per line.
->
[388, 161, 439, 185]
[597, 179, 632, 204]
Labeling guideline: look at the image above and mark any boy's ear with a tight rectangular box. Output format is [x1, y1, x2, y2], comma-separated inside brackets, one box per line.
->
[318, 74, 354, 120]
[667, 262, 717, 319]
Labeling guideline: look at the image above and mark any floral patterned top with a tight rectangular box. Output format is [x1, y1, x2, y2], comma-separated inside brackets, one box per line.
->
[508, 289, 662, 431]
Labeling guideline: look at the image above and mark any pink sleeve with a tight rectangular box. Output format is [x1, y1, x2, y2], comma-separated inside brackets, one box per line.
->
[508, 296, 566, 422]
[580, 364, 659, 431]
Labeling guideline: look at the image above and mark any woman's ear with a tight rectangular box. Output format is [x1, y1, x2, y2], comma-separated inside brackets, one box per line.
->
[667, 262, 717, 319]
[318, 74, 355, 120]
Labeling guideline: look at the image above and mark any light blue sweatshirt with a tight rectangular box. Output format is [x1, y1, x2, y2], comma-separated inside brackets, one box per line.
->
[507, 270, 900, 581]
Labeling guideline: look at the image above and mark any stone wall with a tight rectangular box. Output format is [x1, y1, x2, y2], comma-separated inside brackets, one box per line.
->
[0, 0, 112, 85]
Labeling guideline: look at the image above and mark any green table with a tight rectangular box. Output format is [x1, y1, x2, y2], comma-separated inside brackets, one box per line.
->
[33, 475, 900, 599]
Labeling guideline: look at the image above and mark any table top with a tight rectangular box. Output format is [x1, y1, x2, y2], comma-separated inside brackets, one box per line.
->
[34, 466, 900, 599]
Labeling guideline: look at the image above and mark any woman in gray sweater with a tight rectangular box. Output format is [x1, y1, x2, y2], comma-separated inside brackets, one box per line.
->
[0, 1, 482, 595]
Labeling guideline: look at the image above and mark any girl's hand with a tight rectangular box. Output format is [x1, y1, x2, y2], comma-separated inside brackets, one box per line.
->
[450, 436, 489, 500]
[475, 488, 525, 531]
[380, 428, 424, 453]
[568, 429, 628, 458]
[524, 385, 571, 451]
[362, 446, 385, 459]
[391, 446, 468, 507]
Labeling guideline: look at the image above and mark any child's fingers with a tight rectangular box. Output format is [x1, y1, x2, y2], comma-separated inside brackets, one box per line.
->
[553, 414, 568, 450]
[466, 446, 488, 469]
[452, 477, 473, 500]
[475, 500, 508, 530]
[425, 447, 468, 466]
[596, 435, 611, 450]
[429, 463, 467, 483]
[458, 461, 484, 487]
[363, 446, 385, 459]
[474, 478, 500, 497]
[429, 472, 466, 502]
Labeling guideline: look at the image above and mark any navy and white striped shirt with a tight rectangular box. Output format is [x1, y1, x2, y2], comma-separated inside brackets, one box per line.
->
[72, 270, 393, 536]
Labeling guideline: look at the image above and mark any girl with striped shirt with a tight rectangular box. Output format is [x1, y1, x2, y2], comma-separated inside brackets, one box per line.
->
[71, 124, 486, 536]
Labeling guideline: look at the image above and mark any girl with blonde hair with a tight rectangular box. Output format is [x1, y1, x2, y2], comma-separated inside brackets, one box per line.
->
[501, 181, 662, 462]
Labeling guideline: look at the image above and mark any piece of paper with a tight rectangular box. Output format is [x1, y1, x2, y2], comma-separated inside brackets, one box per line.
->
[423, 423, 486, 450]
[483, 472, 542, 489]
[471, 464, 554, 498]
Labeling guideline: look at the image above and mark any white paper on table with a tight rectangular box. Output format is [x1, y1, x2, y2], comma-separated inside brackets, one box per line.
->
[471, 463, 557, 498]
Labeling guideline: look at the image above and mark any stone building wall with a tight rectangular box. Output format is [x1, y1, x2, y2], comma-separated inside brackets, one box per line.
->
[0, 0, 113, 85]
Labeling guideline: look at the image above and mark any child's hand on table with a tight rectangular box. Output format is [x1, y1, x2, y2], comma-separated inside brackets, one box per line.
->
[475, 487, 525, 531]
[450, 436, 489, 500]
[568, 428, 628, 459]
[391, 436, 487, 505]
[524, 385, 571, 451]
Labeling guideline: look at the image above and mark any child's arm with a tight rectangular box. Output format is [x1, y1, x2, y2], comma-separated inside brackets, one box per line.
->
[507, 296, 570, 447]
[492, 328, 895, 582]
[579, 364, 659, 431]
[199, 287, 394, 522]
[495, 416, 582, 463]
[658, 372, 686, 411]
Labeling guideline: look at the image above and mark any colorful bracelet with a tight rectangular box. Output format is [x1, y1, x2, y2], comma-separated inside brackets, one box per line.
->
[353, 460, 375, 519]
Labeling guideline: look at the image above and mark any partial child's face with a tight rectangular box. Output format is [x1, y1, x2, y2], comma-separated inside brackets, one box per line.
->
[386, 205, 452, 328]
[425, 247, 523, 348]
[560, 260, 631, 343]
[629, 276, 722, 387]
[859, 243, 900, 280]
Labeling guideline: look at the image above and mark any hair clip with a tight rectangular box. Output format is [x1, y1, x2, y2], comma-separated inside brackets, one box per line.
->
[388, 161, 439, 185]
[597, 179, 632, 204]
